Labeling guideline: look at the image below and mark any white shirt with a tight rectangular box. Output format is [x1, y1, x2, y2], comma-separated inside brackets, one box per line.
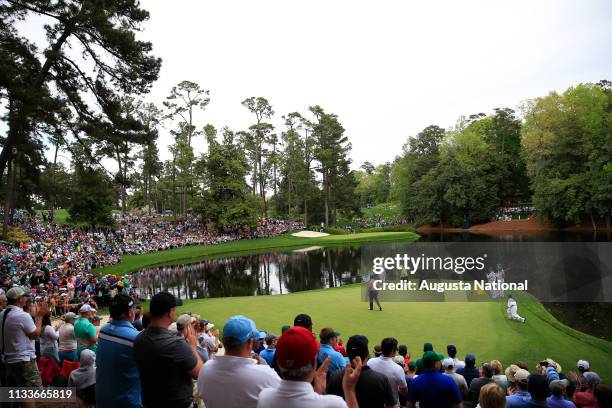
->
[0, 305, 36, 363]
[198, 354, 280, 408]
[367, 356, 408, 404]
[257, 379, 348, 408]
[59, 323, 77, 351]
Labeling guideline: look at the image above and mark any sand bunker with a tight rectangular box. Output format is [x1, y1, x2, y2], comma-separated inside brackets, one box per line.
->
[291, 230, 330, 238]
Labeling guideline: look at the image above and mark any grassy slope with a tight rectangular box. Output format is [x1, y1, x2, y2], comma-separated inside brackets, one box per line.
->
[176, 284, 612, 378]
[95, 232, 420, 275]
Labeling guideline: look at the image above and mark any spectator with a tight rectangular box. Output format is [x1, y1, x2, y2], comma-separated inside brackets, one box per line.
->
[198, 315, 280, 407]
[96, 293, 141, 408]
[448, 345, 465, 370]
[199, 319, 219, 359]
[479, 382, 507, 408]
[491, 360, 509, 392]
[407, 351, 462, 408]
[327, 334, 398, 408]
[134, 292, 203, 408]
[68, 348, 96, 406]
[318, 328, 347, 374]
[257, 326, 362, 408]
[0, 293, 7, 312]
[458, 353, 480, 387]
[547, 379, 576, 408]
[506, 369, 531, 408]
[505, 364, 520, 392]
[132, 305, 144, 331]
[294, 313, 313, 331]
[40, 313, 60, 362]
[443, 358, 469, 398]
[594, 384, 612, 408]
[470, 363, 495, 407]
[368, 337, 409, 406]
[58, 312, 78, 364]
[334, 337, 348, 357]
[74, 304, 98, 357]
[576, 360, 590, 392]
[573, 372, 600, 408]
[398, 344, 411, 366]
[374, 345, 382, 358]
[0, 286, 47, 392]
[527, 374, 550, 407]
[260, 334, 278, 366]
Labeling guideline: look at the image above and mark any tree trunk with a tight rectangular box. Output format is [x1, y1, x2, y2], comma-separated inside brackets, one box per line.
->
[304, 199, 308, 227]
[2, 160, 16, 240]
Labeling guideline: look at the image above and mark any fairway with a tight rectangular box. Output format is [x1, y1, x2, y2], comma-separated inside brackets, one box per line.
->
[176, 284, 612, 378]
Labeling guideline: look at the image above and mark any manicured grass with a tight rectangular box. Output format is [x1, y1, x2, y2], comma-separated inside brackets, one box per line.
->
[95, 232, 420, 275]
[176, 284, 612, 378]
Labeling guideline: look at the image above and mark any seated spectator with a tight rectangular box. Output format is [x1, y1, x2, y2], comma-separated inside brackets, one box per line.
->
[548, 379, 576, 408]
[594, 384, 612, 408]
[407, 351, 462, 408]
[479, 382, 507, 408]
[260, 334, 278, 366]
[318, 328, 347, 374]
[506, 369, 531, 408]
[573, 372, 601, 408]
[69, 349, 96, 406]
[470, 363, 495, 407]
[443, 358, 469, 398]
[368, 337, 408, 406]
[257, 326, 362, 408]
[198, 315, 280, 408]
[457, 353, 479, 387]
[327, 334, 398, 408]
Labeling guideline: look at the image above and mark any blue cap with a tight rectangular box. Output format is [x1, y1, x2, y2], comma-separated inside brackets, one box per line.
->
[222, 315, 258, 344]
[258, 331, 267, 340]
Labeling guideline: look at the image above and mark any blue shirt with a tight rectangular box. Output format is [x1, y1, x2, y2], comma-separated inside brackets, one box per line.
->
[547, 395, 576, 408]
[408, 369, 462, 408]
[260, 347, 276, 366]
[507, 391, 535, 408]
[317, 344, 346, 374]
[96, 320, 141, 408]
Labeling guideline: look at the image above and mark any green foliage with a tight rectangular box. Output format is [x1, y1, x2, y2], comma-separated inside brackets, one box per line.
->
[361, 224, 414, 233]
[68, 166, 116, 227]
[321, 227, 350, 235]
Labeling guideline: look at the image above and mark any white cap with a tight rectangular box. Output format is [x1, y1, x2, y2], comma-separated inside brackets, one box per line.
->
[443, 358, 454, 368]
[577, 360, 590, 370]
[79, 304, 94, 313]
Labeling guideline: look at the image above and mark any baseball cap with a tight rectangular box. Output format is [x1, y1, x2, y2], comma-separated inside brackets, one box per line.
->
[407, 360, 417, 369]
[549, 379, 570, 393]
[6, 286, 30, 300]
[222, 315, 257, 344]
[422, 351, 443, 369]
[514, 369, 530, 383]
[281, 324, 291, 334]
[276, 326, 318, 370]
[79, 304, 94, 313]
[319, 328, 341, 343]
[423, 342, 433, 352]
[447, 344, 457, 356]
[443, 358, 455, 368]
[465, 353, 476, 366]
[177, 314, 196, 329]
[149, 292, 182, 317]
[294, 314, 312, 329]
[109, 294, 136, 317]
[577, 360, 590, 370]
[258, 331, 267, 340]
[346, 335, 369, 361]
[63, 312, 78, 320]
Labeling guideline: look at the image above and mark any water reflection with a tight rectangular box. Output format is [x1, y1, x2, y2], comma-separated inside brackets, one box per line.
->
[132, 246, 365, 300]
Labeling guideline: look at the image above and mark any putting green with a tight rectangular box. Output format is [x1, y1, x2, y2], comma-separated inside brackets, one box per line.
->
[176, 284, 612, 378]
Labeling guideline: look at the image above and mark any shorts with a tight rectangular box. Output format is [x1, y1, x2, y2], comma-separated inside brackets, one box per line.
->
[6, 359, 42, 387]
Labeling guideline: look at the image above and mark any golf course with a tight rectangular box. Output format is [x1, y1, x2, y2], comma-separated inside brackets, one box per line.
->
[96, 231, 612, 378]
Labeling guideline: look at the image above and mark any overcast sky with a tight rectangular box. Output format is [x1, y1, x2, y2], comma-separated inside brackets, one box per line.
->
[10, 0, 612, 169]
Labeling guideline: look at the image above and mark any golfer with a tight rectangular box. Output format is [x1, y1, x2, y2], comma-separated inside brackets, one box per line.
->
[507, 294, 525, 323]
[367, 275, 382, 311]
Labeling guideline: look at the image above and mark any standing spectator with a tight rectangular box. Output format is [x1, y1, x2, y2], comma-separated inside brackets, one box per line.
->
[573, 372, 600, 408]
[479, 383, 506, 408]
[368, 337, 408, 406]
[257, 326, 362, 408]
[294, 313, 313, 331]
[198, 315, 280, 408]
[458, 353, 479, 386]
[327, 334, 398, 408]
[134, 292, 203, 408]
[506, 369, 531, 408]
[527, 374, 550, 407]
[96, 293, 141, 408]
[260, 334, 278, 366]
[40, 313, 60, 362]
[470, 363, 495, 407]
[491, 360, 509, 393]
[0, 294, 7, 312]
[58, 312, 78, 363]
[318, 328, 347, 374]
[407, 351, 462, 408]
[443, 358, 469, 398]
[548, 379, 576, 408]
[68, 348, 97, 406]
[447, 345, 465, 370]
[0, 287, 47, 393]
[576, 360, 590, 391]
[74, 304, 98, 357]
[594, 384, 612, 408]
[199, 320, 219, 359]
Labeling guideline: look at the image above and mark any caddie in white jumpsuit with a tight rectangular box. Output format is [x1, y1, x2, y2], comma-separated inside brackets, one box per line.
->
[507, 294, 525, 323]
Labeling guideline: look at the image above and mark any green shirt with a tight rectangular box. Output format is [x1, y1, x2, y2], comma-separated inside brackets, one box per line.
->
[74, 317, 97, 357]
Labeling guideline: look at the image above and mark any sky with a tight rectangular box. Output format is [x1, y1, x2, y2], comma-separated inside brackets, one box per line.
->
[8, 0, 612, 169]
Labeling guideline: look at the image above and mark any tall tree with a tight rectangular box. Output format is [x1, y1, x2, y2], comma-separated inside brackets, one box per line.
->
[164, 80, 210, 147]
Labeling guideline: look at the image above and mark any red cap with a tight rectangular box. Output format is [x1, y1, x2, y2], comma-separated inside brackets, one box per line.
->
[275, 326, 318, 369]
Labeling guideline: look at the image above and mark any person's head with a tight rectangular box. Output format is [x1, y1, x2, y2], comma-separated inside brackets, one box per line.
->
[398, 344, 408, 357]
[265, 334, 278, 348]
[319, 328, 340, 346]
[480, 363, 494, 379]
[423, 351, 444, 371]
[465, 353, 476, 368]
[577, 359, 590, 373]
[505, 364, 520, 387]
[42, 313, 52, 327]
[63, 312, 78, 324]
[584, 372, 601, 391]
[346, 335, 369, 363]
[221, 315, 257, 358]
[148, 292, 182, 325]
[134, 305, 143, 320]
[293, 314, 312, 331]
[407, 360, 417, 373]
[109, 293, 136, 322]
[79, 303, 95, 318]
[447, 344, 457, 358]
[479, 383, 506, 408]
[514, 369, 529, 391]
[490, 360, 503, 375]
[515, 361, 529, 370]
[275, 326, 319, 382]
[0, 294, 7, 309]
[528, 374, 550, 402]
[549, 379, 570, 397]
[6, 286, 30, 307]
[79, 349, 96, 368]
[381, 337, 398, 357]
[594, 384, 612, 408]
[176, 314, 196, 332]
[423, 342, 433, 352]
[281, 324, 290, 334]
[373, 345, 382, 357]
[443, 358, 455, 373]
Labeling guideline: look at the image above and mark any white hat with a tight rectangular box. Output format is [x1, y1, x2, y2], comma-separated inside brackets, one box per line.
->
[443, 358, 455, 368]
[79, 304, 94, 313]
[577, 360, 590, 370]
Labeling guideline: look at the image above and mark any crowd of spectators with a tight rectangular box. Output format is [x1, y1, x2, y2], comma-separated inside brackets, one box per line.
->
[1, 288, 609, 408]
[494, 207, 535, 222]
